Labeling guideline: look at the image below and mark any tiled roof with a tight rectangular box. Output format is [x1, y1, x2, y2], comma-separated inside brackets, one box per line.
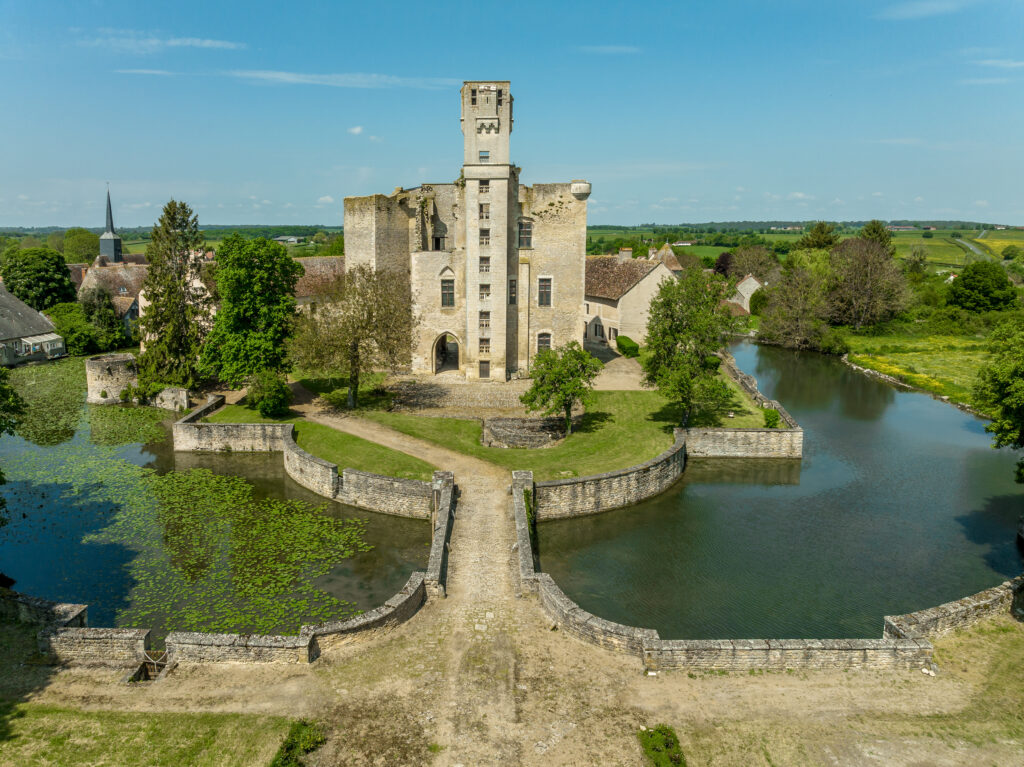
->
[67, 263, 89, 289]
[77, 263, 148, 300]
[585, 256, 659, 301]
[0, 284, 57, 342]
[649, 243, 682, 272]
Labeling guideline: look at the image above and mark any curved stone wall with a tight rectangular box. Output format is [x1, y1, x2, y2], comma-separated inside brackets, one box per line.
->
[85, 353, 137, 404]
[482, 416, 569, 449]
[532, 429, 687, 519]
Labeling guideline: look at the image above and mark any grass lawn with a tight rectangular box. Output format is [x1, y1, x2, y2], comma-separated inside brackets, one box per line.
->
[206, 404, 435, 480]
[893, 236, 970, 266]
[701, 371, 770, 429]
[360, 390, 725, 480]
[844, 334, 990, 411]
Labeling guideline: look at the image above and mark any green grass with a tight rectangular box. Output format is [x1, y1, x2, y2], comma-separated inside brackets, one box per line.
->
[638, 724, 687, 766]
[206, 404, 436, 480]
[0, 703, 292, 766]
[269, 719, 326, 766]
[844, 334, 990, 410]
[360, 390, 682, 480]
[893, 236, 970, 266]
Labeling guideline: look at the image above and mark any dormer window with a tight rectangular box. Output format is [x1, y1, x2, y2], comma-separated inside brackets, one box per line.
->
[118, 286, 128, 295]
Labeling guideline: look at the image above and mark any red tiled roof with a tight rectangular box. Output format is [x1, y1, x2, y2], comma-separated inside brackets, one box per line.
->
[585, 256, 659, 301]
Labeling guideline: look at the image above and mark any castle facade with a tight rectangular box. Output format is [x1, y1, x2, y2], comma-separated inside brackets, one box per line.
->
[344, 81, 591, 380]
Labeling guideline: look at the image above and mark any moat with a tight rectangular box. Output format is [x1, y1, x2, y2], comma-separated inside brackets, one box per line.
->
[0, 416, 429, 641]
[540, 340, 1024, 639]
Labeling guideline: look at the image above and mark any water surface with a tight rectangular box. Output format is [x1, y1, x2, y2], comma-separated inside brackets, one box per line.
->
[540, 342, 1024, 638]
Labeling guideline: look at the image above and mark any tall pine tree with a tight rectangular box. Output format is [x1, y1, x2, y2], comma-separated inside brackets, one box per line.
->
[138, 200, 211, 389]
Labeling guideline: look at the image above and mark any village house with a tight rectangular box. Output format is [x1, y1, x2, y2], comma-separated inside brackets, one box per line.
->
[0, 284, 65, 366]
[724, 274, 764, 315]
[584, 253, 673, 346]
[344, 81, 591, 381]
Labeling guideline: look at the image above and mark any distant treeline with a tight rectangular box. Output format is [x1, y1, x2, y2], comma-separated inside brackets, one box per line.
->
[0, 225, 342, 239]
[589, 220, 997, 233]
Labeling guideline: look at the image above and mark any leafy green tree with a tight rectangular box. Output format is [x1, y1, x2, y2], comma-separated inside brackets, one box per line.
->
[288, 264, 417, 408]
[63, 227, 100, 261]
[0, 247, 76, 310]
[246, 369, 294, 418]
[1002, 244, 1023, 261]
[80, 287, 126, 349]
[858, 220, 896, 257]
[520, 341, 603, 434]
[829, 238, 907, 329]
[44, 303, 100, 355]
[138, 200, 212, 390]
[974, 317, 1024, 482]
[46, 231, 65, 253]
[0, 367, 26, 528]
[795, 221, 839, 250]
[642, 268, 736, 424]
[759, 268, 846, 353]
[947, 260, 1018, 312]
[906, 246, 928, 277]
[729, 245, 778, 281]
[199, 235, 304, 387]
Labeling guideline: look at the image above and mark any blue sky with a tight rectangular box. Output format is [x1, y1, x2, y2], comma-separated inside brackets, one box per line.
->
[1, 0, 1022, 228]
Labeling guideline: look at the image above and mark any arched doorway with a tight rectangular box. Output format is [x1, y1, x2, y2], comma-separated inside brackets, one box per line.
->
[434, 333, 460, 373]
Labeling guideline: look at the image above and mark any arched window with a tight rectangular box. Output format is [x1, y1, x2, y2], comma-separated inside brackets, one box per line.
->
[537, 333, 551, 351]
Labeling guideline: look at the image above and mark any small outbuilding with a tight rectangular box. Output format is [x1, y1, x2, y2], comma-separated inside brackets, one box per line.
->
[584, 254, 674, 346]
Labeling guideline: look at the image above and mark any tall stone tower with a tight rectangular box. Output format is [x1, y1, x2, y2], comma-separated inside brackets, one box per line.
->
[99, 188, 123, 263]
[461, 81, 517, 379]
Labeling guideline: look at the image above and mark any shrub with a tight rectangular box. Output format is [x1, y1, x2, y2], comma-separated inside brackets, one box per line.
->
[638, 724, 687, 766]
[748, 287, 769, 316]
[948, 261, 1018, 313]
[763, 408, 781, 428]
[270, 720, 326, 767]
[246, 369, 293, 418]
[616, 335, 640, 358]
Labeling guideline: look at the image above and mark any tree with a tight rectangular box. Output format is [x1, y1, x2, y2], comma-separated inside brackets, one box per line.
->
[80, 287, 126, 349]
[758, 268, 845, 352]
[288, 264, 417, 408]
[63, 227, 100, 261]
[859, 219, 896, 257]
[0, 247, 76, 310]
[713, 251, 733, 275]
[137, 200, 212, 389]
[828, 238, 907, 328]
[641, 268, 736, 423]
[520, 341, 603, 434]
[46, 231, 65, 253]
[0, 367, 26, 528]
[947, 260, 1018, 313]
[729, 245, 778, 281]
[1002, 244, 1023, 261]
[199, 235, 304, 387]
[44, 303, 101, 355]
[246, 369, 294, 418]
[906, 246, 928, 277]
[974, 316, 1024, 483]
[320, 235, 344, 256]
[795, 221, 839, 250]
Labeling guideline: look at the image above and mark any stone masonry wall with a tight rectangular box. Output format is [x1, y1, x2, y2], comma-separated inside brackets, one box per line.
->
[482, 416, 570, 448]
[85, 353, 137, 404]
[42, 628, 151, 665]
[512, 471, 538, 595]
[337, 470, 433, 519]
[883, 575, 1024, 640]
[425, 472, 455, 598]
[684, 427, 803, 459]
[165, 631, 311, 664]
[0, 590, 86, 628]
[533, 429, 687, 519]
[283, 433, 339, 497]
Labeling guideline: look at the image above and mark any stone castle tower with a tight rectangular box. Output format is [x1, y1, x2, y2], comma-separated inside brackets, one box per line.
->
[344, 80, 591, 381]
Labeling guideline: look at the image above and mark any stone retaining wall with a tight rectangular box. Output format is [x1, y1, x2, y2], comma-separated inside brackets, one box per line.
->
[42, 627, 151, 665]
[684, 427, 803, 459]
[482, 417, 571, 449]
[532, 429, 687, 519]
[85, 353, 137, 404]
[165, 631, 311, 664]
[425, 472, 455, 597]
[283, 435, 339, 497]
[0, 590, 86, 628]
[337, 469, 433, 518]
[883, 575, 1024, 640]
[512, 471, 538, 595]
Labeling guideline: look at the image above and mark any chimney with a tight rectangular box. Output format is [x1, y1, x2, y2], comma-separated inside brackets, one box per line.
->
[617, 247, 633, 263]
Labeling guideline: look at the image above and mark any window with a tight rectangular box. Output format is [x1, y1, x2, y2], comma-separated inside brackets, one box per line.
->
[595, 324, 605, 339]
[479, 150, 490, 163]
[471, 88, 477, 106]
[518, 220, 532, 248]
[479, 311, 490, 329]
[479, 256, 490, 273]
[611, 328, 618, 340]
[479, 229, 490, 246]
[537, 333, 551, 351]
[508, 278, 517, 305]
[441, 279, 455, 307]
[432, 235, 445, 251]
[479, 337, 490, 354]
[538, 277, 552, 307]
[118, 286, 128, 295]
[479, 283, 491, 301]
[584, 302, 590, 313]
[479, 180, 489, 193]
[497, 89, 503, 107]
[479, 360, 490, 379]
[479, 203, 489, 220]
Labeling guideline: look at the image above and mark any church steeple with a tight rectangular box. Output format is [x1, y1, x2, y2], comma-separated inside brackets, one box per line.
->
[99, 187, 123, 263]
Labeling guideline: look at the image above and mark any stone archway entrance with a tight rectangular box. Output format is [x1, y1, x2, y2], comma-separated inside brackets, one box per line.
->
[434, 333, 460, 374]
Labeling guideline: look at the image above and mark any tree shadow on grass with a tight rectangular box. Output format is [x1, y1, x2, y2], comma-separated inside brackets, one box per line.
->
[687, 389, 757, 428]
[648, 401, 687, 436]
[571, 410, 612, 435]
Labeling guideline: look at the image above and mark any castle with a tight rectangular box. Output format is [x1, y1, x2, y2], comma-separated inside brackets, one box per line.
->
[344, 81, 591, 381]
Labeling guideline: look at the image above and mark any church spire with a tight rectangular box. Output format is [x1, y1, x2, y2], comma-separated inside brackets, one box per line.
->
[105, 187, 115, 234]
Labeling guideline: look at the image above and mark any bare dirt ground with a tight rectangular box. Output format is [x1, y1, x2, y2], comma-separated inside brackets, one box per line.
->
[9, 401, 1024, 766]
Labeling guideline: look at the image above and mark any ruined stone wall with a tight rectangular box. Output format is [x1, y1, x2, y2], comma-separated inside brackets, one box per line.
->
[85, 353, 137, 404]
[518, 184, 587, 369]
[173, 419, 292, 453]
[482, 416, 570, 448]
[533, 429, 687, 519]
[153, 386, 189, 412]
[883, 575, 1024, 640]
[684, 427, 803, 459]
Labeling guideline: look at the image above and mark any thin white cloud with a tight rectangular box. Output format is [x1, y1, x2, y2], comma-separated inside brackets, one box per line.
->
[957, 77, 1010, 85]
[877, 1, 973, 20]
[578, 45, 640, 54]
[975, 58, 1024, 68]
[914, 196, 925, 202]
[368, 135, 383, 142]
[116, 68, 176, 76]
[788, 192, 814, 200]
[317, 195, 335, 204]
[974, 199, 989, 207]
[225, 70, 459, 89]
[348, 126, 364, 135]
[872, 191, 885, 197]
[83, 29, 245, 54]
